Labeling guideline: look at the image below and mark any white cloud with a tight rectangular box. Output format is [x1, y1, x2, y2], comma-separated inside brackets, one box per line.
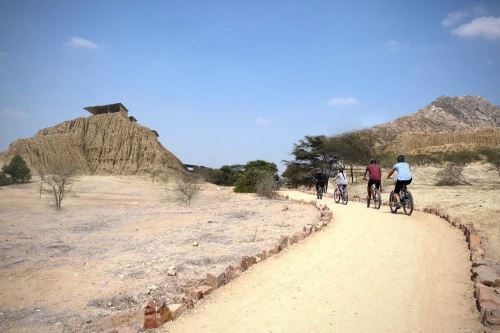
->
[327, 97, 359, 107]
[255, 117, 271, 125]
[65, 37, 98, 49]
[452, 16, 500, 40]
[0, 109, 29, 120]
[441, 6, 487, 28]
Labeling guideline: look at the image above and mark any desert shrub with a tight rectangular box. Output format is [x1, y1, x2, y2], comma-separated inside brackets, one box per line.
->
[442, 150, 480, 167]
[0, 171, 11, 186]
[407, 153, 444, 166]
[39, 162, 76, 210]
[2, 154, 31, 183]
[175, 173, 200, 205]
[234, 160, 278, 193]
[478, 147, 500, 175]
[256, 172, 278, 199]
[435, 163, 470, 186]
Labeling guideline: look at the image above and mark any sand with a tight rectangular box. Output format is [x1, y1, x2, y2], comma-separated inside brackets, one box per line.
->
[165, 191, 481, 333]
[0, 176, 319, 332]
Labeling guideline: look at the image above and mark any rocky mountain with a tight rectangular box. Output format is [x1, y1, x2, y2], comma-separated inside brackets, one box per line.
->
[0, 113, 185, 176]
[364, 96, 500, 154]
[376, 95, 500, 133]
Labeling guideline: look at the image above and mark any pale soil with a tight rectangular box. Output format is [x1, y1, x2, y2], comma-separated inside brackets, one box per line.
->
[165, 191, 481, 333]
[0, 176, 319, 333]
[344, 162, 500, 264]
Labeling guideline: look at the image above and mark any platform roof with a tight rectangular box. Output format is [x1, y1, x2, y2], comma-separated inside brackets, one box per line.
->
[84, 103, 129, 115]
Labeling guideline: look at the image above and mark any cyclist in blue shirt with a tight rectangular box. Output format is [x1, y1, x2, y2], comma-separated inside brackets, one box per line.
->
[387, 155, 412, 207]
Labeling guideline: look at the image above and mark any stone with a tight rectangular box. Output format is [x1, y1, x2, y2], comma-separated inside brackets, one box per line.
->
[168, 304, 184, 319]
[474, 266, 500, 288]
[143, 299, 171, 329]
[281, 205, 289, 211]
[278, 236, 289, 251]
[182, 297, 194, 309]
[476, 283, 500, 313]
[198, 284, 213, 296]
[206, 272, 226, 289]
[192, 242, 199, 247]
[190, 289, 203, 301]
[226, 265, 240, 281]
[483, 309, 500, 326]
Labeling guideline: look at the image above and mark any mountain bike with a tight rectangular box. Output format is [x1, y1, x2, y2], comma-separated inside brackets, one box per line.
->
[368, 183, 381, 209]
[389, 185, 414, 215]
[334, 185, 348, 205]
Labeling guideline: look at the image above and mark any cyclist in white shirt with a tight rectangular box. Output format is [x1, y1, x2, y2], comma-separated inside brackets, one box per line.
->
[336, 167, 348, 194]
[387, 155, 412, 206]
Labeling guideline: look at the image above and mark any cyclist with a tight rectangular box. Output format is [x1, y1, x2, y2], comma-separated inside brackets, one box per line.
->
[314, 171, 325, 199]
[335, 167, 347, 197]
[363, 159, 381, 208]
[387, 155, 412, 207]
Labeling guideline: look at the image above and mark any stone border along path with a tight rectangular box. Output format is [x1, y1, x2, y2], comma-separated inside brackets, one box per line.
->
[142, 195, 333, 330]
[344, 192, 500, 331]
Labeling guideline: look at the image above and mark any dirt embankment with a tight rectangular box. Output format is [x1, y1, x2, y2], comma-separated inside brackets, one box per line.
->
[0, 113, 185, 177]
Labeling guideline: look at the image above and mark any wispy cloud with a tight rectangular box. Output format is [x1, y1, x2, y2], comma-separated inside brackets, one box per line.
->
[327, 97, 359, 107]
[452, 16, 500, 40]
[441, 6, 487, 28]
[255, 117, 271, 125]
[65, 37, 98, 49]
[0, 109, 29, 120]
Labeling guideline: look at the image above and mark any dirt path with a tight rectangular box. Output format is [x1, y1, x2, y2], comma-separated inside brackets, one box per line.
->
[165, 191, 481, 333]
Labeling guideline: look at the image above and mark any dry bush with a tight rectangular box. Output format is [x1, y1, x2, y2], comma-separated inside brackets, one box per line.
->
[435, 163, 470, 186]
[175, 173, 200, 205]
[38, 162, 77, 210]
[256, 173, 278, 199]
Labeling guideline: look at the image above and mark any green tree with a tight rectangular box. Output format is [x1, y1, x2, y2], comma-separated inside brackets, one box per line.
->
[479, 147, 500, 175]
[0, 171, 11, 186]
[234, 160, 278, 193]
[2, 155, 31, 183]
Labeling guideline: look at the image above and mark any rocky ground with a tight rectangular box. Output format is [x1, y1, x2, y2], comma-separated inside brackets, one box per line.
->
[0, 176, 320, 332]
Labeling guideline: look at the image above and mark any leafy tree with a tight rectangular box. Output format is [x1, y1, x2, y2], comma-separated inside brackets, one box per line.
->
[2, 155, 31, 183]
[285, 135, 339, 190]
[234, 160, 278, 193]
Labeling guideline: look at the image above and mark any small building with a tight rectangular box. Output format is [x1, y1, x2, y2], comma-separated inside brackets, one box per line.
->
[151, 130, 159, 137]
[129, 116, 137, 122]
[84, 103, 129, 118]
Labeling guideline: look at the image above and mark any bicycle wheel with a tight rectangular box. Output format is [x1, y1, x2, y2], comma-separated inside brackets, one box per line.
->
[334, 188, 340, 203]
[389, 191, 398, 213]
[342, 190, 348, 205]
[373, 188, 381, 209]
[402, 191, 414, 216]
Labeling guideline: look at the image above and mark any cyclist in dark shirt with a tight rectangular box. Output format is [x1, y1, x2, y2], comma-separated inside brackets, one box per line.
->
[364, 159, 381, 208]
[314, 171, 325, 199]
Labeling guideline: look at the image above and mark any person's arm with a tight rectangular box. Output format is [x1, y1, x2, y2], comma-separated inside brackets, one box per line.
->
[387, 167, 396, 179]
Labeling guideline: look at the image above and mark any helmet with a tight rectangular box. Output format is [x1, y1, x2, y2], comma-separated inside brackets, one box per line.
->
[397, 155, 405, 163]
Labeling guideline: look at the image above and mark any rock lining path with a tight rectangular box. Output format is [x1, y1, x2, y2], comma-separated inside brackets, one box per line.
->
[164, 191, 481, 333]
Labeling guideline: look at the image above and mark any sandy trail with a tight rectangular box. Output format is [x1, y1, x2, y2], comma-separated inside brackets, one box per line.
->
[165, 191, 480, 333]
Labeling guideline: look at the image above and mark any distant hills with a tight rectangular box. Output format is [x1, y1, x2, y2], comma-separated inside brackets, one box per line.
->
[0, 113, 185, 176]
[367, 96, 500, 154]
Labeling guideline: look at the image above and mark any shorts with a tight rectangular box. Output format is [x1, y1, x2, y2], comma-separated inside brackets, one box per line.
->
[337, 184, 347, 191]
[394, 178, 412, 193]
[368, 179, 381, 189]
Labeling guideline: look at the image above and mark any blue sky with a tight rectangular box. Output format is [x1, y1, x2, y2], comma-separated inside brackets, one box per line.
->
[1, 0, 499, 170]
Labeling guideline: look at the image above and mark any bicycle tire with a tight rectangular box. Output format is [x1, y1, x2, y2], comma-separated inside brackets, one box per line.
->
[374, 188, 381, 209]
[389, 191, 398, 213]
[342, 190, 348, 205]
[334, 188, 340, 203]
[402, 191, 414, 216]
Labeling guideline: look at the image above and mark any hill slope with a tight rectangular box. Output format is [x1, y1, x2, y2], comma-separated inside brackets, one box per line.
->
[0, 114, 185, 175]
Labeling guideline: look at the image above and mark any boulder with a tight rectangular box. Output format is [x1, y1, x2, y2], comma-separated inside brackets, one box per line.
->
[206, 272, 226, 289]
[143, 299, 171, 329]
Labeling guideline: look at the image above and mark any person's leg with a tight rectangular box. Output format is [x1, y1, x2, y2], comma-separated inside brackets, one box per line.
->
[367, 179, 373, 207]
[394, 180, 402, 204]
